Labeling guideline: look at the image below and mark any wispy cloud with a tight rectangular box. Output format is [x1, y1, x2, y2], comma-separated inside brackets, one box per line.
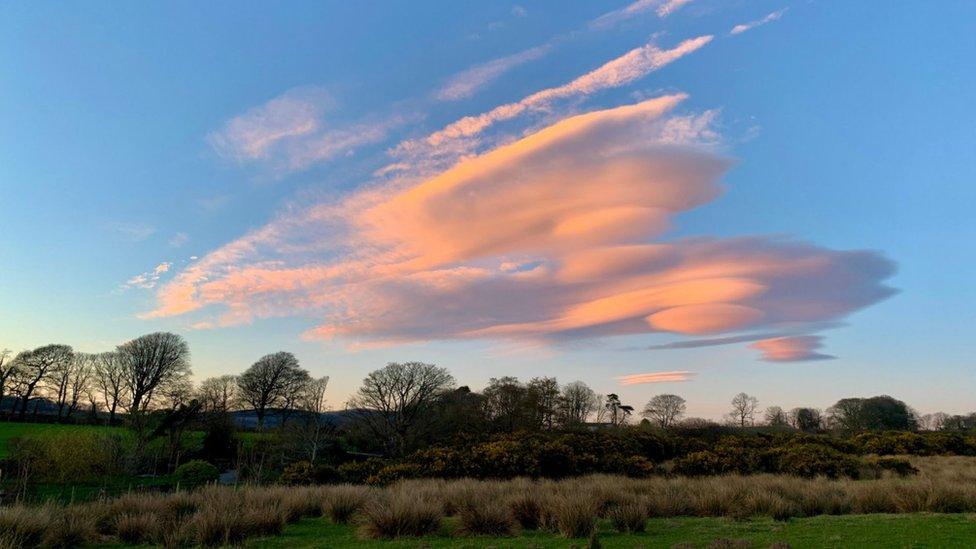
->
[405, 35, 712, 158]
[730, 8, 787, 35]
[617, 370, 697, 385]
[591, 0, 694, 29]
[208, 87, 405, 175]
[436, 45, 552, 101]
[750, 335, 836, 362]
[169, 232, 189, 248]
[122, 262, 172, 290]
[149, 97, 895, 361]
[108, 222, 155, 242]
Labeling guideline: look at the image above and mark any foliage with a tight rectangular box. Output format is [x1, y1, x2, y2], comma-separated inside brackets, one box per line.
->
[172, 459, 219, 488]
[8, 430, 126, 483]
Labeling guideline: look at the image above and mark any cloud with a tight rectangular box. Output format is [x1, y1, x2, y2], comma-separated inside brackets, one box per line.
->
[617, 370, 697, 385]
[511, 5, 527, 18]
[749, 335, 835, 362]
[148, 97, 896, 361]
[108, 222, 155, 242]
[411, 35, 712, 153]
[591, 0, 695, 29]
[169, 232, 189, 248]
[208, 87, 404, 175]
[122, 262, 172, 290]
[645, 332, 788, 350]
[436, 45, 552, 101]
[730, 9, 787, 35]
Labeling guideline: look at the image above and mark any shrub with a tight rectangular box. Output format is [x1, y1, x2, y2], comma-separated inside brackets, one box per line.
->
[322, 485, 370, 524]
[359, 492, 442, 539]
[866, 456, 919, 477]
[280, 461, 315, 485]
[774, 444, 861, 479]
[458, 499, 517, 536]
[9, 431, 126, 483]
[338, 458, 386, 484]
[672, 451, 728, 476]
[173, 460, 220, 488]
[369, 463, 422, 485]
[315, 464, 341, 484]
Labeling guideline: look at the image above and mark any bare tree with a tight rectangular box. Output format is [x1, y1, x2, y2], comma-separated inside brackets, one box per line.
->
[558, 381, 597, 426]
[117, 332, 191, 414]
[728, 392, 759, 427]
[198, 375, 239, 413]
[11, 344, 73, 419]
[642, 394, 686, 428]
[790, 407, 824, 432]
[347, 362, 454, 456]
[0, 349, 17, 413]
[237, 352, 309, 429]
[94, 352, 127, 424]
[764, 406, 789, 427]
[117, 332, 191, 450]
[920, 412, 949, 431]
[66, 353, 95, 417]
[289, 376, 333, 462]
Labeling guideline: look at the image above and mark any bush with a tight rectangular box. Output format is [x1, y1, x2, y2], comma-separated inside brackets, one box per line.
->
[865, 456, 919, 477]
[315, 464, 341, 484]
[774, 444, 861, 479]
[280, 461, 315, 485]
[173, 460, 220, 488]
[369, 463, 422, 485]
[359, 492, 442, 539]
[9, 431, 126, 483]
[338, 458, 385, 484]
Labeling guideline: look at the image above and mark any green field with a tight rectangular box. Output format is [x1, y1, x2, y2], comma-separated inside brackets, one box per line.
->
[0, 422, 127, 458]
[239, 514, 976, 548]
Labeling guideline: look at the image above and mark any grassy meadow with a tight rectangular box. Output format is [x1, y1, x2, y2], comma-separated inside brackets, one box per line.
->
[1, 456, 976, 547]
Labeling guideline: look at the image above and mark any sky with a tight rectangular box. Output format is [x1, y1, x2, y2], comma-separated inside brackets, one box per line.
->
[2, 1, 975, 420]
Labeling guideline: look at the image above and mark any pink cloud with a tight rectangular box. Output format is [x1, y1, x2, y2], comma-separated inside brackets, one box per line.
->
[591, 0, 695, 29]
[730, 9, 788, 36]
[413, 35, 712, 152]
[149, 96, 895, 360]
[750, 335, 835, 362]
[617, 370, 697, 385]
[436, 45, 552, 101]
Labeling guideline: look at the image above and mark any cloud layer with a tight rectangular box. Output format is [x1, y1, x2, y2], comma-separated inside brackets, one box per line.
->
[150, 95, 895, 361]
[750, 335, 836, 362]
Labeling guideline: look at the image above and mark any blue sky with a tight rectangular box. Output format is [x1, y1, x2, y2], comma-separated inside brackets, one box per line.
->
[2, 1, 974, 419]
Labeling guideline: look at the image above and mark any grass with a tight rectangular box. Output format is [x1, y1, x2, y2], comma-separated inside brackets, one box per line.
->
[0, 422, 126, 458]
[241, 514, 976, 548]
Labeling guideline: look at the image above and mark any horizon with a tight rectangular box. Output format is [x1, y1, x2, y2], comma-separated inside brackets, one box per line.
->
[2, 1, 974, 422]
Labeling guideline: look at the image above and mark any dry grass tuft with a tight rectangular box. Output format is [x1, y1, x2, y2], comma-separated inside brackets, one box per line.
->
[322, 485, 371, 524]
[359, 491, 442, 539]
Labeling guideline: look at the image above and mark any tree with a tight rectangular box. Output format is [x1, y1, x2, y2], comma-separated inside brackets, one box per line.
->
[94, 352, 127, 424]
[237, 352, 309, 429]
[289, 376, 333, 463]
[66, 353, 95, 417]
[347, 362, 454, 456]
[764, 406, 789, 428]
[198, 375, 238, 414]
[604, 393, 633, 426]
[117, 332, 191, 414]
[11, 344, 73, 419]
[558, 381, 597, 426]
[0, 349, 17, 413]
[827, 395, 916, 432]
[790, 407, 823, 432]
[642, 394, 686, 428]
[482, 376, 529, 431]
[117, 332, 192, 451]
[728, 392, 759, 427]
[526, 377, 560, 430]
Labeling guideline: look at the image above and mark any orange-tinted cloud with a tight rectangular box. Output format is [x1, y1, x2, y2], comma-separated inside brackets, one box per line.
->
[617, 370, 697, 385]
[750, 335, 835, 362]
[149, 96, 896, 361]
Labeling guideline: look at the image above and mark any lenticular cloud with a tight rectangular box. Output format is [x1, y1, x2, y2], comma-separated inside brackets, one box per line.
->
[149, 95, 896, 360]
